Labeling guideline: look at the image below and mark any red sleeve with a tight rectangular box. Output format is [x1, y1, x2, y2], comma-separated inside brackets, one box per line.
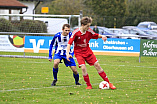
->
[68, 31, 77, 45]
[89, 28, 99, 39]
[92, 33, 99, 39]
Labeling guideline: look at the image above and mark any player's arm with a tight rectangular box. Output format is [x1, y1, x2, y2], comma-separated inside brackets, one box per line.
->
[66, 44, 73, 61]
[98, 34, 107, 42]
[89, 28, 106, 42]
[48, 36, 56, 62]
[66, 33, 75, 61]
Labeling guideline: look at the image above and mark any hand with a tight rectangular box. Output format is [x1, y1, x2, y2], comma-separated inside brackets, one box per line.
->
[48, 59, 52, 62]
[102, 36, 107, 42]
[67, 54, 72, 61]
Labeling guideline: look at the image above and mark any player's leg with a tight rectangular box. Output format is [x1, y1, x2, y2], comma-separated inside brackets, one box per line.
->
[94, 61, 116, 89]
[70, 66, 81, 85]
[85, 53, 109, 82]
[53, 59, 60, 79]
[51, 59, 60, 86]
[63, 56, 81, 85]
[86, 53, 116, 89]
[75, 55, 92, 89]
[51, 54, 61, 86]
[81, 65, 92, 89]
[94, 62, 110, 82]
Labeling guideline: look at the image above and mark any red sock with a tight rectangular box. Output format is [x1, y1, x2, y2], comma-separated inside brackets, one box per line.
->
[83, 74, 92, 86]
[98, 71, 109, 83]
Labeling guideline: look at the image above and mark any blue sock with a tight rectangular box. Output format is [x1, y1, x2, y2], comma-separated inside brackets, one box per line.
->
[73, 73, 79, 84]
[53, 68, 58, 80]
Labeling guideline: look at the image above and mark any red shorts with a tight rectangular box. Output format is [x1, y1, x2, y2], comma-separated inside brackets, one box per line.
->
[75, 53, 98, 68]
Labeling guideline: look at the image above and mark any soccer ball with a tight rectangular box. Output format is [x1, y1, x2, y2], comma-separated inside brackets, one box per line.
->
[99, 81, 109, 89]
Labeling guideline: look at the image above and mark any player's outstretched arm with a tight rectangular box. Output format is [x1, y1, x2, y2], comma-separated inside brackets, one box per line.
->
[98, 34, 107, 42]
[66, 44, 72, 61]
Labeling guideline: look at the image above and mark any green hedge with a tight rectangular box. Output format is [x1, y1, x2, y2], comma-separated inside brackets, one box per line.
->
[0, 18, 16, 32]
[0, 18, 47, 33]
[18, 19, 47, 33]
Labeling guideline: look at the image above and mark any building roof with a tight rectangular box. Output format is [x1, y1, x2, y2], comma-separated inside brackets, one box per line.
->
[0, 0, 28, 9]
[18, 0, 39, 1]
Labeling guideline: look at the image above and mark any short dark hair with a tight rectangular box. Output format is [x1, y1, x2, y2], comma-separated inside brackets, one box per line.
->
[81, 16, 92, 25]
[62, 24, 70, 30]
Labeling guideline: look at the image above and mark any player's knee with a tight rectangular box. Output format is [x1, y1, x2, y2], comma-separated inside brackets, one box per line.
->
[53, 62, 59, 67]
[81, 65, 85, 70]
[94, 62, 101, 69]
[81, 65, 87, 73]
[73, 71, 78, 75]
[72, 68, 77, 73]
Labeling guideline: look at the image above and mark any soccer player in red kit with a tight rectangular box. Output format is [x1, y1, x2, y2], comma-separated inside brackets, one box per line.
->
[66, 16, 116, 89]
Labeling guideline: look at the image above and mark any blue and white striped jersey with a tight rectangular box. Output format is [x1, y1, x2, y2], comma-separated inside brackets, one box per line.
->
[48, 32, 74, 59]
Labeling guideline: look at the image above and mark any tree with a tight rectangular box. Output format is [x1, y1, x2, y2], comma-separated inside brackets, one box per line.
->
[84, 0, 127, 27]
[36, 0, 127, 27]
[35, 0, 157, 28]
[48, 0, 85, 15]
[126, 0, 157, 25]
[36, 0, 89, 27]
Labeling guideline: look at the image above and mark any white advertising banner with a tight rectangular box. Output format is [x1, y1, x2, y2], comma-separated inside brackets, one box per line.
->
[0, 35, 24, 52]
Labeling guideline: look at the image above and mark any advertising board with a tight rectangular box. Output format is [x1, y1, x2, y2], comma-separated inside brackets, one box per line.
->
[89, 38, 140, 56]
[140, 39, 157, 57]
[24, 36, 52, 53]
[0, 35, 141, 57]
[0, 35, 24, 52]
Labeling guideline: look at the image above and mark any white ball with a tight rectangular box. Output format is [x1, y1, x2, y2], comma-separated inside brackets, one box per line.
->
[99, 81, 109, 89]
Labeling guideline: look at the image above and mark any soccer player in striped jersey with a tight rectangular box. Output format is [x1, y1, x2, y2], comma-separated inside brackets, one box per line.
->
[48, 24, 81, 86]
[66, 17, 116, 89]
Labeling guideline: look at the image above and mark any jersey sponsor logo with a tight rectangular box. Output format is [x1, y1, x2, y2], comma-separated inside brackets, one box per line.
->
[77, 44, 87, 47]
[60, 44, 67, 50]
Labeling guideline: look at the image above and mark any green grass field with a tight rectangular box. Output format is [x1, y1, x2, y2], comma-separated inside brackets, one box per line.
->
[0, 54, 157, 104]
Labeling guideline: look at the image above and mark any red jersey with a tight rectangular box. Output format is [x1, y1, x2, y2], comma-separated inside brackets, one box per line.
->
[68, 28, 99, 57]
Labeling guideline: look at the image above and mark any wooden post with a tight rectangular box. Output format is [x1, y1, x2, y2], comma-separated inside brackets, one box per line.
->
[9, 9, 11, 21]
[20, 9, 23, 21]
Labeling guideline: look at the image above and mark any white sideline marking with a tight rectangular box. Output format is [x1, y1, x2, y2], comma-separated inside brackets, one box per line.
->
[100, 64, 157, 69]
[1, 60, 157, 69]
[0, 79, 157, 92]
